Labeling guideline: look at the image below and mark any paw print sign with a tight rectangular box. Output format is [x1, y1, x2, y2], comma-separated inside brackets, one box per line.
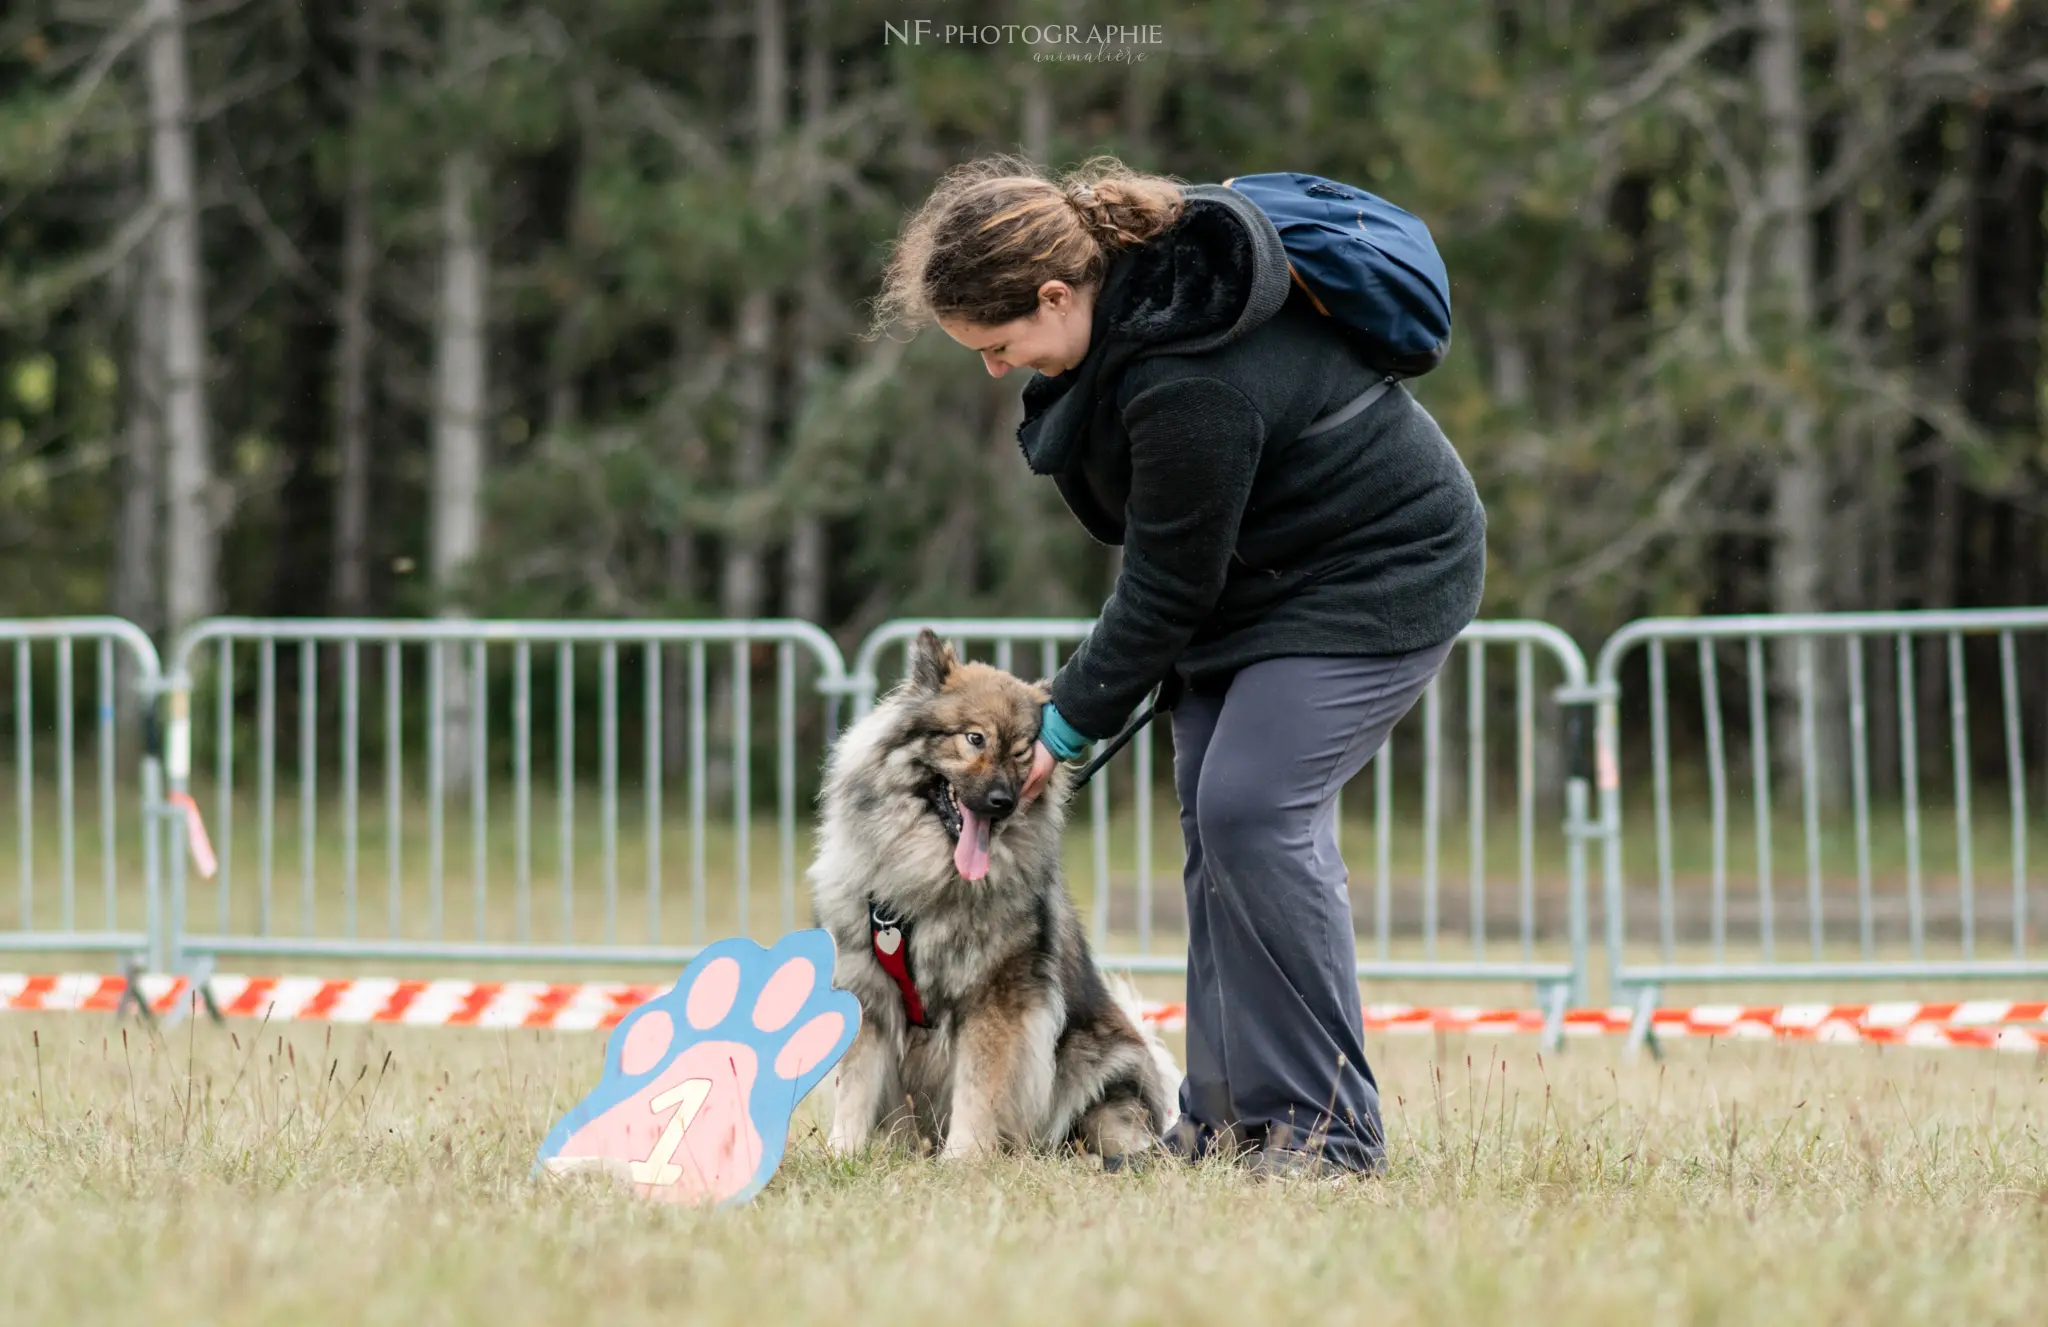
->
[536, 930, 859, 1207]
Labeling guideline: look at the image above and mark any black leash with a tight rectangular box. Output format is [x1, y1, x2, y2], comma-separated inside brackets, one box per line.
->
[1062, 700, 1159, 798]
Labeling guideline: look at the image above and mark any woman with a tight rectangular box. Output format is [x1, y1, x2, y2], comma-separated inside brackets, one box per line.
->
[867, 155, 1487, 1177]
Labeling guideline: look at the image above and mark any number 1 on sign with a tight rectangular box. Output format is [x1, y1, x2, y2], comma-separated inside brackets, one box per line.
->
[629, 1078, 714, 1186]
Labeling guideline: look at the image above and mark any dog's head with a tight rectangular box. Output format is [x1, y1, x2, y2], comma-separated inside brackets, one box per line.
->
[879, 629, 1053, 881]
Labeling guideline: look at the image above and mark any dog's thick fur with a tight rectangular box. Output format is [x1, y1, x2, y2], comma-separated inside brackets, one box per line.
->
[809, 630, 1180, 1161]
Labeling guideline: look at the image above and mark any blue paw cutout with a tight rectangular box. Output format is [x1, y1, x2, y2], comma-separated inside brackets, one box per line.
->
[535, 929, 860, 1206]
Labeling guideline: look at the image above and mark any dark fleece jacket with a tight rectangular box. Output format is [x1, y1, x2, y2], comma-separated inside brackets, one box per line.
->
[1019, 183, 1487, 741]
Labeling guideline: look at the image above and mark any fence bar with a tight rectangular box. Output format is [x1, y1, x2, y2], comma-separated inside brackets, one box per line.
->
[733, 642, 753, 936]
[1899, 635, 1923, 960]
[385, 642, 401, 937]
[472, 641, 489, 943]
[427, 641, 444, 940]
[515, 642, 532, 943]
[1998, 632, 2027, 958]
[1081, 639, 1108, 942]
[1468, 640, 1487, 958]
[1422, 677, 1441, 960]
[1797, 637, 1822, 958]
[1746, 636, 1773, 960]
[647, 642, 663, 943]
[217, 639, 234, 929]
[558, 643, 574, 942]
[1089, 753, 1111, 947]
[778, 641, 796, 934]
[342, 641, 359, 938]
[689, 641, 706, 943]
[15, 642, 29, 929]
[1374, 734, 1392, 960]
[1847, 637, 1874, 957]
[1135, 697, 1153, 955]
[300, 639, 317, 937]
[602, 642, 619, 946]
[1948, 633, 1974, 959]
[1648, 639, 1672, 960]
[1699, 640, 1728, 961]
[56, 639, 74, 932]
[258, 639, 275, 937]
[97, 639, 115, 930]
[1516, 642, 1534, 961]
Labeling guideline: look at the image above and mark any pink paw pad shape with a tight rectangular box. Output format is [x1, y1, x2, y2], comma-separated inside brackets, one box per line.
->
[535, 929, 859, 1207]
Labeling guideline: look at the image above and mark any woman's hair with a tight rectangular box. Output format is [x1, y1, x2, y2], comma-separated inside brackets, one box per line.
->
[864, 154, 1187, 341]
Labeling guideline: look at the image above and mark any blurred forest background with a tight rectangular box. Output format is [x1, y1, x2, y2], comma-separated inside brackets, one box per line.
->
[4, 0, 2046, 648]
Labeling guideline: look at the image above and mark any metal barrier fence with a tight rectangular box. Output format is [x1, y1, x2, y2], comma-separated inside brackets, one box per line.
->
[1593, 609, 2048, 1042]
[853, 618, 1595, 1020]
[158, 619, 849, 977]
[11, 605, 2046, 1033]
[1, 619, 166, 970]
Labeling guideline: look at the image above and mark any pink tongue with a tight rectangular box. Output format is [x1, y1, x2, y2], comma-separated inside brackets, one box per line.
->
[954, 802, 992, 880]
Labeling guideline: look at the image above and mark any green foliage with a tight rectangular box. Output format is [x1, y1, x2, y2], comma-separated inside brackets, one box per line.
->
[0, 0, 2045, 647]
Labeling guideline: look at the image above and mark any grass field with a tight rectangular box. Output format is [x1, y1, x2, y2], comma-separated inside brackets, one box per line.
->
[3, 1015, 2044, 1325]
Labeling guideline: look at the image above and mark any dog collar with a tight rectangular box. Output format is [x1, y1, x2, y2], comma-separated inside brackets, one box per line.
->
[868, 899, 929, 1028]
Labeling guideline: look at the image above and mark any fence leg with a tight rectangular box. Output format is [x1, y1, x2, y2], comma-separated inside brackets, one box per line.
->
[159, 953, 223, 1029]
[114, 953, 159, 1032]
[1625, 984, 1663, 1061]
[1555, 684, 1605, 1010]
[1537, 980, 1569, 1052]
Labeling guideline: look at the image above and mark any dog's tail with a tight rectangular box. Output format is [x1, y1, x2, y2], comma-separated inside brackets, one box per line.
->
[1106, 972, 1182, 1130]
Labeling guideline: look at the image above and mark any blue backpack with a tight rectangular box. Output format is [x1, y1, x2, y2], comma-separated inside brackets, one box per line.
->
[1223, 173, 1452, 380]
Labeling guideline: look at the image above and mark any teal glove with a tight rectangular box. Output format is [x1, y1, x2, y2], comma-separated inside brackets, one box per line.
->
[1038, 702, 1089, 762]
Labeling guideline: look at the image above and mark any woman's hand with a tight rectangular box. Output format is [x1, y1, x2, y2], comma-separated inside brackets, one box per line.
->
[1018, 740, 1057, 810]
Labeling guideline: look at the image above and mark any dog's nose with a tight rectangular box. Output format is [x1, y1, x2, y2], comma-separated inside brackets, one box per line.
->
[983, 787, 1016, 817]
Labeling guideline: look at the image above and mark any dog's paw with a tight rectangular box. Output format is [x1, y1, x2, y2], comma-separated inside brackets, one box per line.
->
[535, 930, 860, 1206]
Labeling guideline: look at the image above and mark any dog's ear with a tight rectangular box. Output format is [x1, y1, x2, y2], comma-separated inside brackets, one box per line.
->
[1027, 678, 1052, 704]
[909, 629, 957, 693]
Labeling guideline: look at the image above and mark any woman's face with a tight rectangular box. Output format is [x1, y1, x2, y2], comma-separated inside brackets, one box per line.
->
[938, 280, 1095, 379]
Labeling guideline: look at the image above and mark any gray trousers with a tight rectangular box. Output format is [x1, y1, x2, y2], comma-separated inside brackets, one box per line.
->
[1170, 642, 1455, 1172]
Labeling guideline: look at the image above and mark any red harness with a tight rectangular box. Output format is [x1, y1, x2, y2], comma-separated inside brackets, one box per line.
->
[868, 899, 929, 1027]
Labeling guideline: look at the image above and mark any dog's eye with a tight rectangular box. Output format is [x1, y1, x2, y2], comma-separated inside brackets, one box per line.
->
[964, 731, 985, 749]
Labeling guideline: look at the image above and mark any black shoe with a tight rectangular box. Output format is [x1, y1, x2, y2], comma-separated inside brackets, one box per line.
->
[1239, 1144, 1349, 1182]
[1160, 1115, 1247, 1165]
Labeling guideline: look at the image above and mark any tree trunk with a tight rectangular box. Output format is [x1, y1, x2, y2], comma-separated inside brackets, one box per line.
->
[711, 0, 788, 809]
[721, 0, 786, 626]
[430, 149, 487, 601]
[332, 0, 381, 617]
[1825, 18, 1869, 619]
[431, 144, 487, 788]
[783, 0, 832, 627]
[113, 245, 164, 643]
[665, 314, 704, 775]
[145, 0, 218, 638]
[1755, 0, 1843, 812]
[1913, 104, 1989, 784]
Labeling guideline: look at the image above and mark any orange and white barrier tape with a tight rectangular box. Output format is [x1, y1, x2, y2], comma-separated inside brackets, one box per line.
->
[1139, 1000, 2048, 1050]
[1167, 1000, 2048, 1051]
[4, 973, 2045, 1051]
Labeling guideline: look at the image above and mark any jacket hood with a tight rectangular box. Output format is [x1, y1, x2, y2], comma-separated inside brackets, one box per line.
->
[1016, 183, 1292, 476]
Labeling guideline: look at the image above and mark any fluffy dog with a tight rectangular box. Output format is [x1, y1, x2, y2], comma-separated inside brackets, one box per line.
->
[808, 630, 1179, 1162]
